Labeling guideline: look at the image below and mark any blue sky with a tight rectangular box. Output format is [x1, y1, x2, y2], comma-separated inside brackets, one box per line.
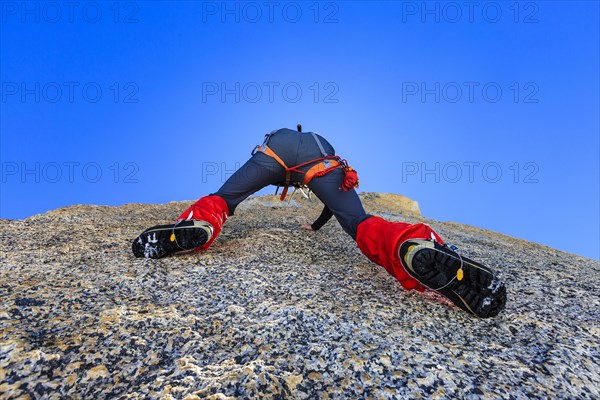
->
[1, 1, 598, 260]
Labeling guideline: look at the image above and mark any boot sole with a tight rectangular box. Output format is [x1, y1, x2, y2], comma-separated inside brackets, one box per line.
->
[400, 240, 507, 318]
[132, 221, 212, 259]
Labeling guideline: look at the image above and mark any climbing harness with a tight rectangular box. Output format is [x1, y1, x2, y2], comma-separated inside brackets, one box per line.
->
[251, 127, 360, 201]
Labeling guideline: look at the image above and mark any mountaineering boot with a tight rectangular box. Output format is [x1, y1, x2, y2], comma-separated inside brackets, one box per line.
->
[132, 195, 229, 259]
[132, 220, 213, 259]
[399, 239, 507, 318]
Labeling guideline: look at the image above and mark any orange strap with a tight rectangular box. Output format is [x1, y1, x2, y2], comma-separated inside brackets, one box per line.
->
[254, 144, 344, 200]
[261, 145, 288, 170]
[258, 145, 292, 197]
[302, 159, 341, 185]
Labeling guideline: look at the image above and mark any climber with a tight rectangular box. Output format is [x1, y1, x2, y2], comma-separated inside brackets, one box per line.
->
[132, 127, 507, 318]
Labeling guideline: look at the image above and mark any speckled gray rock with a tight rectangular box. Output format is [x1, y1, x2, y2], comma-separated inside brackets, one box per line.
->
[1, 193, 598, 399]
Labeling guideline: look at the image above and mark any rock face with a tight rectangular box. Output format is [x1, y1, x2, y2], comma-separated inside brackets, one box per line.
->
[0, 193, 598, 399]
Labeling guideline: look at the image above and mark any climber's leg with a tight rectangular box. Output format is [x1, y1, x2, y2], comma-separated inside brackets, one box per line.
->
[132, 153, 284, 259]
[175, 154, 283, 247]
[307, 169, 371, 240]
[306, 172, 438, 294]
[213, 153, 285, 215]
[356, 216, 507, 318]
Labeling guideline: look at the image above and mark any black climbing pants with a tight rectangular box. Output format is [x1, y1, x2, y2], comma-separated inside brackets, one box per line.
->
[214, 128, 370, 239]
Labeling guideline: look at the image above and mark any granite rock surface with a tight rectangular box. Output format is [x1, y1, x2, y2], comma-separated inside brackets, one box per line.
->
[1, 193, 598, 399]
